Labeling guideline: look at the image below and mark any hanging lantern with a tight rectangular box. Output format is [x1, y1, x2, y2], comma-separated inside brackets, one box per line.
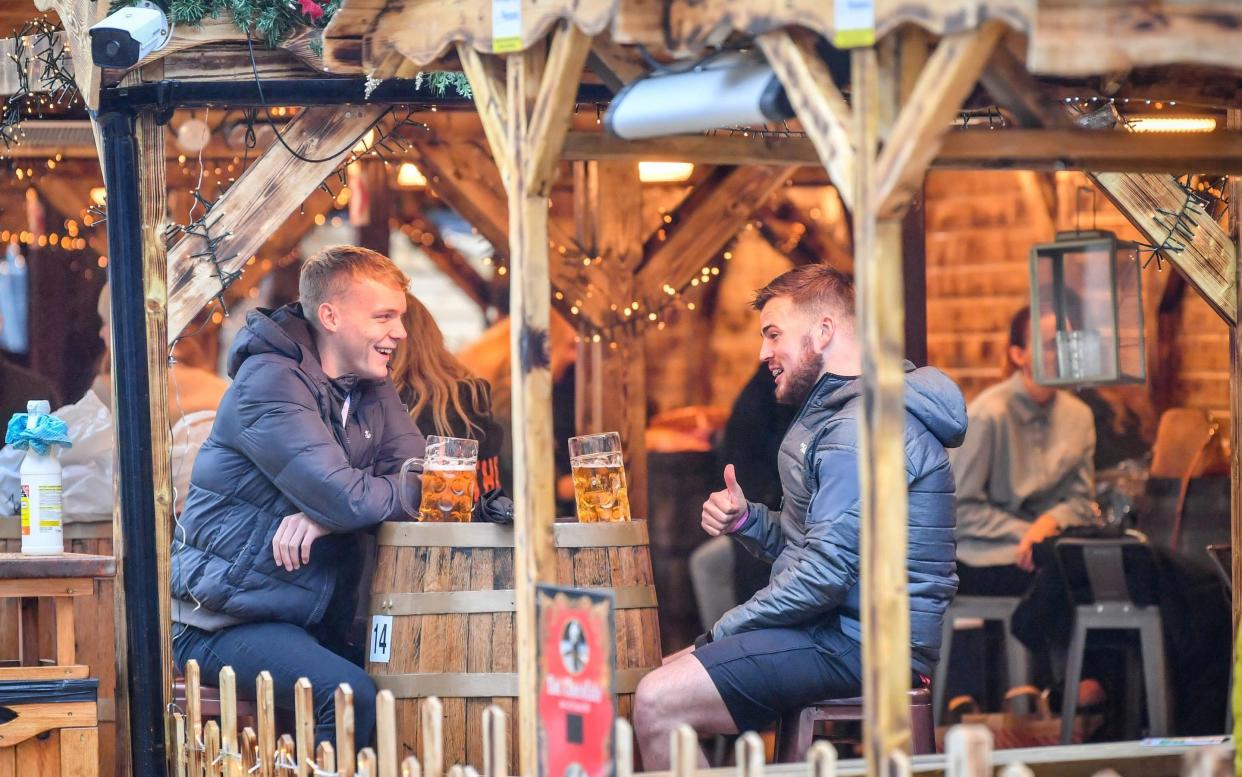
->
[1028, 230, 1145, 386]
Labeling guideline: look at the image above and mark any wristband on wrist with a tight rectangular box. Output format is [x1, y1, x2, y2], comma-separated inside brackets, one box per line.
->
[727, 507, 750, 533]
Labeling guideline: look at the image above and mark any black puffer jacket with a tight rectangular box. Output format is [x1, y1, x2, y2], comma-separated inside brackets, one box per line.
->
[171, 304, 425, 630]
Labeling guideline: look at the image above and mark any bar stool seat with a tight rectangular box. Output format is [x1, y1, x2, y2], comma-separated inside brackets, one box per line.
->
[774, 686, 935, 762]
[172, 679, 258, 728]
[1055, 536, 1171, 743]
[932, 595, 1031, 725]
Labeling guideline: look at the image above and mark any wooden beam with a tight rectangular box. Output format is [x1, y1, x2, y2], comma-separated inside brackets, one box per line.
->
[410, 137, 608, 325]
[620, 0, 1032, 56]
[525, 23, 593, 196]
[457, 43, 513, 184]
[875, 20, 1003, 218]
[561, 131, 822, 166]
[979, 42, 1074, 130]
[166, 104, 388, 336]
[1031, 2, 1242, 77]
[852, 44, 913, 776]
[758, 28, 855, 209]
[634, 165, 796, 309]
[33, 0, 106, 108]
[158, 44, 321, 83]
[133, 67, 175, 777]
[1229, 107, 1242, 653]
[348, 0, 613, 69]
[586, 33, 645, 93]
[1089, 172, 1235, 326]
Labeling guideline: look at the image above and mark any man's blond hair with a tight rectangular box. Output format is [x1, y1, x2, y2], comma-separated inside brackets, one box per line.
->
[299, 245, 409, 323]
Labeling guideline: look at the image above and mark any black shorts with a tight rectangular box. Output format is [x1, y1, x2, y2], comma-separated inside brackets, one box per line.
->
[693, 624, 863, 733]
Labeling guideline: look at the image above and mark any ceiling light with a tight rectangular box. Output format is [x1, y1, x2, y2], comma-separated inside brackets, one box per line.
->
[1127, 116, 1217, 133]
[638, 161, 694, 183]
[397, 162, 427, 188]
[89, 187, 107, 206]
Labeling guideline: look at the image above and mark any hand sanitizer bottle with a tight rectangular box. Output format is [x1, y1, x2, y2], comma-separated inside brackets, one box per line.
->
[20, 400, 63, 555]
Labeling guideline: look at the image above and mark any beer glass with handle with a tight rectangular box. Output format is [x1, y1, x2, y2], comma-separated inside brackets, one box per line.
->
[568, 431, 631, 523]
[400, 436, 479, 522]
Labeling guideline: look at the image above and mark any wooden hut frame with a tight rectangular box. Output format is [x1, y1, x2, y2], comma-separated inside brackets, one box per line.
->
[21, 0, 1242, 774]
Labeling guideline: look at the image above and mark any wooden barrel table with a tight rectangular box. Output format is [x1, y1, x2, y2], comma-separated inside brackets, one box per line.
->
[368, 521, 662, 772]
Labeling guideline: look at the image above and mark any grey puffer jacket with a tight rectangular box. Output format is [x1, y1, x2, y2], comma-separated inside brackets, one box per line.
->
[171, 304, 425, 631]
[720, 363, 967, 675]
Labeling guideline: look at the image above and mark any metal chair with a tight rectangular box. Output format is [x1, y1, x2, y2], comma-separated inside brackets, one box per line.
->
[774, 686, 935, 762]
[1054, 535, 1171, 744]
[932, 595, 1031, 726]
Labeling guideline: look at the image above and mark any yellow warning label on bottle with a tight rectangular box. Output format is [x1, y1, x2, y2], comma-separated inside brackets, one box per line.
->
[37, 484, 62, 526]
[20, 488, 29, 535]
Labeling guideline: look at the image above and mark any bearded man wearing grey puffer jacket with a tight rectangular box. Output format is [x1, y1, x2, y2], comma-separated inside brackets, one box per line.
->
[171, 246, 425, 748]
[635, 265, 968, 769]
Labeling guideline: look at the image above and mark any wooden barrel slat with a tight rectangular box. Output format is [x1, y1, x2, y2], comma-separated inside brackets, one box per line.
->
[370, 521, 661, 772]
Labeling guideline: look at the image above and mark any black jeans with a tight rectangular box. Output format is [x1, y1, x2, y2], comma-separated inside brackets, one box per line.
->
[173, 621, 378, 747]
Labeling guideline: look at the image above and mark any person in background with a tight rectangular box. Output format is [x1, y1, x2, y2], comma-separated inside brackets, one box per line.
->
[389, 292, 504, 497]
[951, 305, 1097, 594]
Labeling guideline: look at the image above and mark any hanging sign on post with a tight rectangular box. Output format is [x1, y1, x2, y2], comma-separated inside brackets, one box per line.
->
[492, 0, 522, 53]
[834, 0, 876, 48]
[537, 584, 616, 777]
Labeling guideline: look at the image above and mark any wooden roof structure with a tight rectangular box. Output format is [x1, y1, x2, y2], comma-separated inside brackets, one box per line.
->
[14, 1, 1242, 774]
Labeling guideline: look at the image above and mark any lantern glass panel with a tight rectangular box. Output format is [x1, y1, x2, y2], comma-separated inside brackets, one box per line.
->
[1030, 233, 1144, 386]
[1114, 243, 1145, 381]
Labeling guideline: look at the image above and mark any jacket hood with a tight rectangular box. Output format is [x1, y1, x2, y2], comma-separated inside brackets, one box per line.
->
[812, 362, 968, 448]
[226, 303, 323, 380]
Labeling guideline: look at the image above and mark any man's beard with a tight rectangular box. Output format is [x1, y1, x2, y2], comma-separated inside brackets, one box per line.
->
[775, 336, 823, 406]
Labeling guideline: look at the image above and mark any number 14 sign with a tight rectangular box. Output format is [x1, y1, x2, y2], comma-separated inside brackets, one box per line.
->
[370, 614, 394, 663]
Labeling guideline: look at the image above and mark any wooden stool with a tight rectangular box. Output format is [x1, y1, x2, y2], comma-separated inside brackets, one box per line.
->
[0, 552, 115, 777]
[774, 686, 936, 762]
[172, 679, 260, 730]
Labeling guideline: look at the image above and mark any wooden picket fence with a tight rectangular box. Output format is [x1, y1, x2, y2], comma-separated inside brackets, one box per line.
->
[168, 660, 1233, 777]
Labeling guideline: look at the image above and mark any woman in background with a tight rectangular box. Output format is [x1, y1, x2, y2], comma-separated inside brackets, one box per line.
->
[390, 293, 504, 497]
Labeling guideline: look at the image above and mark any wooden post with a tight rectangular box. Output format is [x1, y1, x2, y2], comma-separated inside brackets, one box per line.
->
[851, 44, 915, 772]
[944, 725, 993, 777]
[258, 671, 276, 777]
[420, 696, 443, 777]
[670, 724, 696, 777]
[133, 67, 176, 764]
[205, 720, 222, 777]
[357, 748, 378, 777]
[614, 719, 633, 777]
[461, 22, 592, 777]
[219, 667, 242, 777]
[186, 660, 203, 777]
[1229, 109, 1242, 639]
[808, 741, 837, 777]
[173, 712, 187, 777]
[317, 743, 337, 774]
[336, 684, 357, 777]
[572, 160, 648, 519]
[376, 690, 397, 777]
[735, 731, 764, 777]
[294, 678, 314, 777]
[482, 705, 506, 777]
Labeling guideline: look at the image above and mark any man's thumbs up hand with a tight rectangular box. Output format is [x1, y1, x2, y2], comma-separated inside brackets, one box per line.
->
[702, 464, 748, 536]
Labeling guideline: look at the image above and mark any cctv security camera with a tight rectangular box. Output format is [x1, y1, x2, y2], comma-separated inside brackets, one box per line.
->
[604, 51, 793, 140]
[89, 0, 173, 69]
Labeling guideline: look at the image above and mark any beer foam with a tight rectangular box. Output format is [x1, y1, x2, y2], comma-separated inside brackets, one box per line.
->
[424, 459, 476, 472]
[571, 453, 624, 468]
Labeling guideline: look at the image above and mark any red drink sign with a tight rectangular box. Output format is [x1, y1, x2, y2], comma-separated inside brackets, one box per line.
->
[537, 585, 616, 777]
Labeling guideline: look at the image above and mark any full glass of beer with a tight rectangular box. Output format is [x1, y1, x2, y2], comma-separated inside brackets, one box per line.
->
[568, 432, 631, 523]
[399, 436, 479, 522]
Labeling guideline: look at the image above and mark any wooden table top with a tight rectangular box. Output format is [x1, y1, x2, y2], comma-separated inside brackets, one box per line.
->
[0, 552, 117, 579]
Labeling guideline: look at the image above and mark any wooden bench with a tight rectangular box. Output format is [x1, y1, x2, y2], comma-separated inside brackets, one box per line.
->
[0, 552, 115, 777]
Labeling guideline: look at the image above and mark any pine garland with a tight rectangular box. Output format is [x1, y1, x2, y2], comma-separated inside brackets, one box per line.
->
[110, 0, 472, 97]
